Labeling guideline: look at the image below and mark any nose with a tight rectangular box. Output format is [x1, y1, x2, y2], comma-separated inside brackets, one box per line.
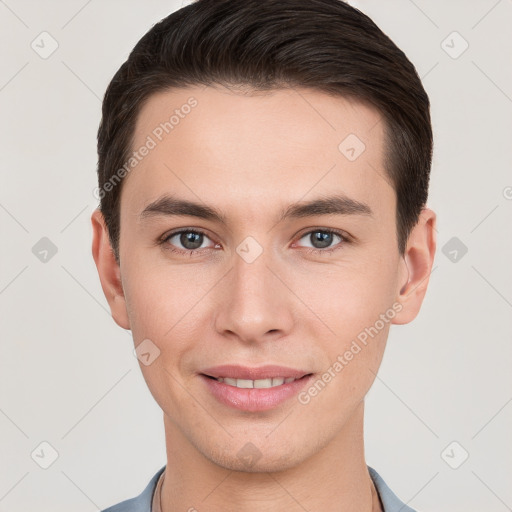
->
[213, 244, 294, 345]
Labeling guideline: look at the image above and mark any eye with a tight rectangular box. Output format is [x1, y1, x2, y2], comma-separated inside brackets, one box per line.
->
[295, 229, 347, 254]
[159, 227, 350, 257]
[161, 229, 217, 255]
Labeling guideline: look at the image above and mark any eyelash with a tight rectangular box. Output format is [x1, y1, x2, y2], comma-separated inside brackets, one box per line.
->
[159, 227, 351, 257]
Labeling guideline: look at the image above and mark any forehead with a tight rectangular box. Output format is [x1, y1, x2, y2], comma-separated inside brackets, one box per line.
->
[123, 84, 394, 221]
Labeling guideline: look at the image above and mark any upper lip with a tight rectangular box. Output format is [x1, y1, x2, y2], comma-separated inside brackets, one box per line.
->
[201, 365, 311, 380]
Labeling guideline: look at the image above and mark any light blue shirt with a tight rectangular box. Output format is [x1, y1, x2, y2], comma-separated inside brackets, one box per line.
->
[101, 465, 417, 511]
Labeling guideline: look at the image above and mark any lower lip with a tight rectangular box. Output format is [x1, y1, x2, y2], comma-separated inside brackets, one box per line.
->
[200, 374, 314, 412]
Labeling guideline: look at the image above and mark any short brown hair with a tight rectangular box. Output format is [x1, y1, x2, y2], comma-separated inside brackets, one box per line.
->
[97, 0, 433, 260]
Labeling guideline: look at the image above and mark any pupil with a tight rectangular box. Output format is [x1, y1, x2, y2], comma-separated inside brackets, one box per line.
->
[312, 231, 332, 249]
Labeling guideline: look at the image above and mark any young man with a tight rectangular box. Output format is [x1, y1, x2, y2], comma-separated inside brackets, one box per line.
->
[92, 0, 436, 510]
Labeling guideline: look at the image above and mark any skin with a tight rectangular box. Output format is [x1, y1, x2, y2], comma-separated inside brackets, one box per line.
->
[92, 84, 436, 512]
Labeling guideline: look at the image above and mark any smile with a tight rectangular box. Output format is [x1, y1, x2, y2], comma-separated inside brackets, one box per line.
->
[200, 371, 314, 412]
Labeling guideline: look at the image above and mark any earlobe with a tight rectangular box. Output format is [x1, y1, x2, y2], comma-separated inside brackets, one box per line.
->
[91, 209, 131, 330]
[392, 208, 437, 325]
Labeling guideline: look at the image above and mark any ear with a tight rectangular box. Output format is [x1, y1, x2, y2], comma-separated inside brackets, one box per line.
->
[392, 207, 437, 325]
[91, 208, 130, 330]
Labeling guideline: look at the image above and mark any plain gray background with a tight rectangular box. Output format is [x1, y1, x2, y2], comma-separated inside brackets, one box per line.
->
[0, 1, 511, 510]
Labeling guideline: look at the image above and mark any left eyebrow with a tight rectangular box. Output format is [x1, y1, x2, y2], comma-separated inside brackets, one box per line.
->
[278, 193, 373, 221]
[138, 192, 373, 224]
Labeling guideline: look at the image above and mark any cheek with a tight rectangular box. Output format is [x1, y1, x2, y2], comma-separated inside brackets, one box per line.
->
[121, 259, 215, 368]
[299, 254, 399, 339]
[120, 263, 204, 411]
[298, 264, 396, 411]
[295, 253, 399, 402]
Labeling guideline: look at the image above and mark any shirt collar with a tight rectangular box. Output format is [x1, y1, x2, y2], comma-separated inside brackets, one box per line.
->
[102, 464, 416, 512]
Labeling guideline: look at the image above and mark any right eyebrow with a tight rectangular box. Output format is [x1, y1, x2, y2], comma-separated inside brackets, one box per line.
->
[139, 195, 227, 224]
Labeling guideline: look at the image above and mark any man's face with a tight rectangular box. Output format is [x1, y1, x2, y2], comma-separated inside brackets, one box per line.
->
[115, 85, 407, 471]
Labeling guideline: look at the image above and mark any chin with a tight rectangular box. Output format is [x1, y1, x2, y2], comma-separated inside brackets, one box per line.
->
[211, 451, 302, 474]
[197, 433, 318, 474]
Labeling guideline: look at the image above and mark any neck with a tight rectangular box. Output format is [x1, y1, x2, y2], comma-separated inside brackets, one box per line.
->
[160, 401, 380, 512]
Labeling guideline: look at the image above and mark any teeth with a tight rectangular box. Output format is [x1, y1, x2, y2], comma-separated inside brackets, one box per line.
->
[254, 378, 272, 388]
[215, 377, 298, 388]
[236, 379, 253, 388]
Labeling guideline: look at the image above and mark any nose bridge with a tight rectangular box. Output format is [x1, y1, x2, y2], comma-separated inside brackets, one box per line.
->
[214, 239, 292, 341]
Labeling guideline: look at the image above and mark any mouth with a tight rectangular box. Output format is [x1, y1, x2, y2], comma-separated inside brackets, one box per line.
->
[199, 365, 314, 412]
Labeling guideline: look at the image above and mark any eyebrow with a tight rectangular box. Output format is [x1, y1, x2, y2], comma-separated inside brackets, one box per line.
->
[139, 193, 373, 224]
